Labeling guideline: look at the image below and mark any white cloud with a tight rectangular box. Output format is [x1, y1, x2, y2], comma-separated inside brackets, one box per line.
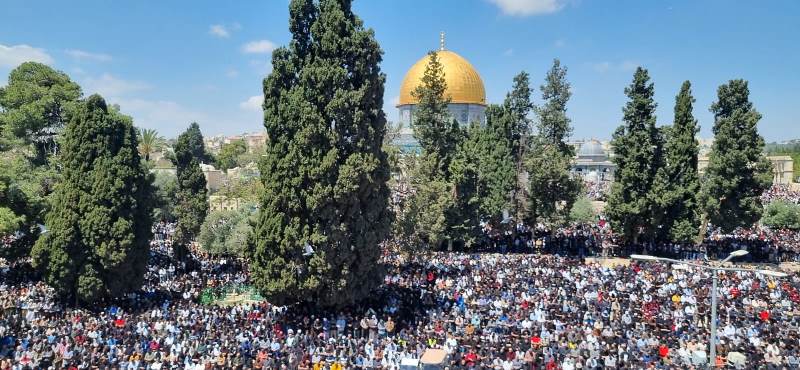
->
[65, 49, 112, 62]
[488, 0, 567, 16]
[239, 95, 263, 112]
[83, 73, 150, 97]
[0, 43, 53, 67]
[242, 40, 276, 54]
[391, 96, 400, 106]
[554, 39, 566, 48]
[209, 24, 230, 38]
[503, 48, 514, 57]
[226, 68, 239, 78]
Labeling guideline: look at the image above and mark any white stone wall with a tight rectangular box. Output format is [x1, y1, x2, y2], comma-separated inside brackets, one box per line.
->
[398, 103, 486, 129]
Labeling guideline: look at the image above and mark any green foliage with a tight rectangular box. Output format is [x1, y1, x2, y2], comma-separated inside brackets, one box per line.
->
[606, 67, 663, 242]
[411, 51, 463, 175]
[535, 60, 573, 157]
[31, 95, 154, 304]
[251, 0, 392, 307]
[569, 196, 596, 223]
[0, 62, 78, 258]
[526, 142, 581, 224]
[395, 154, 452, 249]
[495, 72, 533, 219]
[198, 207, 255, 256]
[447, 125, 483, 247]
[0, 174, 28, 235]
[137, 128, 163, 162]
[472, 108, 515, 226]
[0, 62, 82, 162]
[216, 139, 248, 171]
[701, 80, 772, 232]
[503, 71, 534, 161]
[216, 174, 263, 202]
[649, 81, 701, 242]
[173, 123, 209, 261]
[152, 171, 178, 221]
[526, 60, 581, 225]
[761, 200, 800, 230]
[172, 122, 212, 165]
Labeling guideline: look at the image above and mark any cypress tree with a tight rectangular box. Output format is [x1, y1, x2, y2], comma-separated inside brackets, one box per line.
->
[503, 72, 533, 162]
[31, 95, 153, 304]
[498, 72, 533, 220]
[446, 125, 482, 247]
[526, 59, 581, 224]
[402, 49, 474, 250]
[702, 80, 771, 232]
[474, 106, 515, 227]
[535, 60, 574, 157]
[173, 122, 209, 262]
[650, 81, 700, 242]
[606, 67, 662, 242]
[411, 51, 463, 177]
[252, 0, 392, 307]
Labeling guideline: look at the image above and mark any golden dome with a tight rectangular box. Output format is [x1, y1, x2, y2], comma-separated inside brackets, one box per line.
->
[398, 50, 486, 106]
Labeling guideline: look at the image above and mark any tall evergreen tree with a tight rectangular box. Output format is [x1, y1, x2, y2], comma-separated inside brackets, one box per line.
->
[251, 0, 392, 307]
[606, 67, 663, 242]
[474, 106, 515, 227]
[497, 72, 533, 220]
[535, 60, 573, 157]
[503, 72, 534, 161]
[702, 80, 771, 232]
[400, 49, 474, 250]
[31, 95, 153, 304]
[448, 122, 485, 247]
[526, 59, 581, 224]
[650, 81, 700, 242]
[411, 51, 463, 176]
[173, 123, 209, 262]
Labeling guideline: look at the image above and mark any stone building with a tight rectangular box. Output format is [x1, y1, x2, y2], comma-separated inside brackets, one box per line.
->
[570, 139, 616, 182]
[698, 155, 795, 185]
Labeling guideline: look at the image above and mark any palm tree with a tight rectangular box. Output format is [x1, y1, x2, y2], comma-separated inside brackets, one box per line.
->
[137, 128, 163, 162]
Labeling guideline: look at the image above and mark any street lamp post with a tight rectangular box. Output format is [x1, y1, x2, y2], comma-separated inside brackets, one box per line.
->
[630, 250, 788, 368]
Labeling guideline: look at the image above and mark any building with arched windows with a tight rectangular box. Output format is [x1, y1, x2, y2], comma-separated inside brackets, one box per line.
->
[571, 139, 616, 182]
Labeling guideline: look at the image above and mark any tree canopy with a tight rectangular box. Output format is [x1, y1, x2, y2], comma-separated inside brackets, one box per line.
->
[251, 0, 392, 307]
[701, 80, 772, 232]
[649, 81, 701, 242]
[606, 67, 662, 242]
[173, 123, 210, 262]
[31, 95, 153, 304]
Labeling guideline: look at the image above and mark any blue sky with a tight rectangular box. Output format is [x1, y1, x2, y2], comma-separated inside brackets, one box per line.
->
[1, 0, 798, 140]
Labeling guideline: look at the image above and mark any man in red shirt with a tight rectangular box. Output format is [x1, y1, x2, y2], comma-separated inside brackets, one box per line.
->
[464, 349, 478, 368]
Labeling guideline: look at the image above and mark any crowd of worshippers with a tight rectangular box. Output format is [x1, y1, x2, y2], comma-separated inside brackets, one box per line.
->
[476, 219, 800, 263]
[761, 184, 800, 205]
[3, 223, 800, 370]
[583, 181, 610, 202]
